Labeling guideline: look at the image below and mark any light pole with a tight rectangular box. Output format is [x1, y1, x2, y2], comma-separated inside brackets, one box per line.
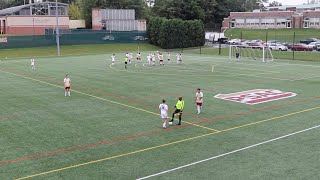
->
[55, 0, 60, 56]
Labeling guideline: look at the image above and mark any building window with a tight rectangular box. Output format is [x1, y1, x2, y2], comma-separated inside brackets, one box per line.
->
[304, 21, 309, 28]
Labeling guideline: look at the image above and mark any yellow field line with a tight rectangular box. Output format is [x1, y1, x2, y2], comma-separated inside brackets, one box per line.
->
[15, 106, 320, 180]
[0, 69, 218, 132]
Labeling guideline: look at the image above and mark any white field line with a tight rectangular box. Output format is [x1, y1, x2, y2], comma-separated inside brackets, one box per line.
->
[137, 124, 320, 180]
[184, 54, 320, 68]
[112, 63, 287, 80]
[0, 69, 217, 132]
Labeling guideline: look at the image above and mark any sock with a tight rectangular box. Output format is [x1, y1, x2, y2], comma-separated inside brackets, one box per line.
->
[68, 91, 70, 96]
[197, 106, 200, 113]
[65, 92, 67, 96]
[163, 123, 166, 127]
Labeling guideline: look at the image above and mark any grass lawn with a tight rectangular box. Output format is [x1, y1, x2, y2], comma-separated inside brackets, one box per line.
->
[1, 43, 319, 61]
[225, 28, 320, 42]
[0, 43, 159, 59]
[187, 48, 320, 61]
[0, 52, 320, 179]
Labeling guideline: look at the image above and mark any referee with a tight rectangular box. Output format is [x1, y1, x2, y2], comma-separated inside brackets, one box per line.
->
[169, 96, 184, 125]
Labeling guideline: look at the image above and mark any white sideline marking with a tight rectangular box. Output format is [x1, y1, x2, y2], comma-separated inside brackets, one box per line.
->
[137, 124, 320, 180]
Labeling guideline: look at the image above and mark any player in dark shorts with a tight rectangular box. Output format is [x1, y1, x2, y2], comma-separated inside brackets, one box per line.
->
[124, 57, 128, 69]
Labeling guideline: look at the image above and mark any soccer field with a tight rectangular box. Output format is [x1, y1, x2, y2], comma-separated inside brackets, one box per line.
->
[1, 52, 320, 180]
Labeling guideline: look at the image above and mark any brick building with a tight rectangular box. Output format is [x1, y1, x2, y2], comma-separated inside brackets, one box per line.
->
[222, 4, 320, 30]
[0, 1, 69, 35]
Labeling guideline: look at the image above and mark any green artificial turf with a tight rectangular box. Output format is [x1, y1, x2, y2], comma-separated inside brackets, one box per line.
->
[0, 52, 320, 179]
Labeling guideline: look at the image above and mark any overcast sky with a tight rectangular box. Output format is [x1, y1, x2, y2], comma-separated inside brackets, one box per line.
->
[270, 0, 307, 5]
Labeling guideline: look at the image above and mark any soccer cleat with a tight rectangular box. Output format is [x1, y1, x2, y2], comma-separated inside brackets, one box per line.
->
[177, 123, 181, 125]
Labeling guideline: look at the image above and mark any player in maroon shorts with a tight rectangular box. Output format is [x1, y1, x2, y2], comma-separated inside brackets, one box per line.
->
[195, 88, 203, 114]
[64, 75, 71, 96]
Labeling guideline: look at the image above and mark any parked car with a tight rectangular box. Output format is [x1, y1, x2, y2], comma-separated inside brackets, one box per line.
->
[316, 44, 320, 51]
[306, 42, 320, 50]
[228, 39, 241, 45]
[269, 43, 288, 51]
[300, 38, 319, 44]
[285, 43, 294, 49]
[217, 38, 229, 44]
[265, 40, 280, 46]
[291, 43, 313, 51]
[248, 42, 264, 49]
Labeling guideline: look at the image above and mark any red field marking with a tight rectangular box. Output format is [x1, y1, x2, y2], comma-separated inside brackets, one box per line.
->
[0, 95, 318, 166]
[0, 115, 16, 119]
[1, 68, 319, 165]
[191, 96, 320, 125]
[7, 68, 211, 122]
[0, 123, 193, 165]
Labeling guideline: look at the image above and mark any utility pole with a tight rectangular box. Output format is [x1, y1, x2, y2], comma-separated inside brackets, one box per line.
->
[55, 0, 60, 56]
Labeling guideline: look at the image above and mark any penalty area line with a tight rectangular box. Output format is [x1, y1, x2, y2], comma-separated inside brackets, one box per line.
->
[137, 124, 320, 180]
[0, 69, 218, 132]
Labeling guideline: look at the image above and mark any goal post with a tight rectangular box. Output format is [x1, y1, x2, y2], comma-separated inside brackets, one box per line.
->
[229, 45, 274, 62]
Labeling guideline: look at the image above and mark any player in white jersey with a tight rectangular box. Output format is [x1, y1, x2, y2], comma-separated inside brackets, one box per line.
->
[147, 54, 151, 65]
[159, 99, 169, 128]
[136, 52, 141, 63]
[152, 53, 156, 65]
[111, 54, 116, 65]
[195, 88, 203, 114]
[167, 52, 171, 63]
[176, 53, 182, 64]
[128, 53, 133, 64]
[31, 57, 35, 70]
[158, 52, 164, 65]
[64, 75, 71, 97]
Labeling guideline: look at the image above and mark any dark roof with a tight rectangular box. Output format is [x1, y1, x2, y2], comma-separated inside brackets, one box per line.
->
[0, 2, 68, 16]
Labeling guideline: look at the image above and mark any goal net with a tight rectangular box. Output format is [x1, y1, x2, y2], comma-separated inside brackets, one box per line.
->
[229, 45, 274, 62]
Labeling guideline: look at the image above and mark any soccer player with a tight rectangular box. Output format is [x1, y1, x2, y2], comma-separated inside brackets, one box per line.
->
[64, 75, 71, 97]
[235, 47, 240, 62]
[147, 53, 151, 65]
[111, 54, 116, 65]
[31, 57, 35, 70]
[128, 53, 133, 64]
[167, 52, 171, 63]
[158, 52, 164, 66]
[124, 57, 128, 69]
[152, 53, 156, 65]
[176, 53, 182, 64]
[169, 97, 184, 125]
[159, 99, 168, 128]
[136, 52, 142, 63]
[195, 88, 203, 114]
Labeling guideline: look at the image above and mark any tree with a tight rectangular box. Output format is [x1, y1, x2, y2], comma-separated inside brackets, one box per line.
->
[68, 2, 82, 20]
[269, 1, 282, 7]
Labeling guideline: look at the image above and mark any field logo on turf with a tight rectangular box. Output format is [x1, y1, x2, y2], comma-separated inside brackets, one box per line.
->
[0, 37, 8, 44]
[214, 89, 297, 105]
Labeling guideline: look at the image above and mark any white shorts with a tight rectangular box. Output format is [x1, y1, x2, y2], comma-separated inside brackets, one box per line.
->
[161, 113, 168, 119]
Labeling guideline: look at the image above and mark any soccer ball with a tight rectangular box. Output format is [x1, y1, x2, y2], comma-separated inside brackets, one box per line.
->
[168, 122, 173, 125]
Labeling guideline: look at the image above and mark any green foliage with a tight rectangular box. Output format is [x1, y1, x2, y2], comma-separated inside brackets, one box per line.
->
[148, 17, 205, 49]
[152, 0, 268, 30]
[68, 2, 82, 20]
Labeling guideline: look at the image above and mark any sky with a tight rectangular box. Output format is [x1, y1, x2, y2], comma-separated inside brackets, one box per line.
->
[270, 0, 307, 5]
